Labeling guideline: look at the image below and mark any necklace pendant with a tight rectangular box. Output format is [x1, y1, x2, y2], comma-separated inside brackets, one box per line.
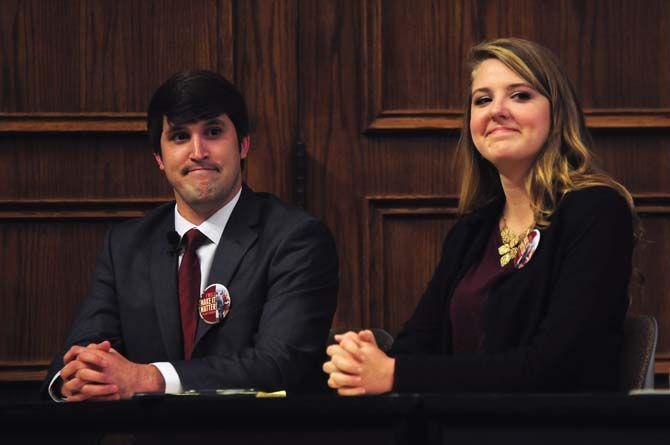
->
[500, 253, 511, 267]
[499, 217, 535, 268]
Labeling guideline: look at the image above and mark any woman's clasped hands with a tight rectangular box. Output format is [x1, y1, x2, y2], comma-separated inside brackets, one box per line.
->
[323, 330, 395, 396]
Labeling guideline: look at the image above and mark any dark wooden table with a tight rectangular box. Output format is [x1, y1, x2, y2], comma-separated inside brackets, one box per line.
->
[2, 392, 669, 444]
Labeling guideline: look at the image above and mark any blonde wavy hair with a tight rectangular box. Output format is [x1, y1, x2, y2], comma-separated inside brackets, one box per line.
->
[457, 38, 634, 227]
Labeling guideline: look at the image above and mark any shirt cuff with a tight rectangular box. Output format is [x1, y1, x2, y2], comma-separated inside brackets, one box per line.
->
[151, 362, 183, 394]
[48, 371, 66, 402]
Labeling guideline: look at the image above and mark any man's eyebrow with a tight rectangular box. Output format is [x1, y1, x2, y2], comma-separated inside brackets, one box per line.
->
[203, 118, 226, 125]
[165, 122, 186, 132]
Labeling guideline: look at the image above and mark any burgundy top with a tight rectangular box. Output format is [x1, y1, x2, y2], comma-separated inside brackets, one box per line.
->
[449, 225, 516, 354]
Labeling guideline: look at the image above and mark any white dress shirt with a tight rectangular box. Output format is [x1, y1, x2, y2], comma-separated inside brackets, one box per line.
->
[154, 188, 241, 394]
[49, 188, 241, 400]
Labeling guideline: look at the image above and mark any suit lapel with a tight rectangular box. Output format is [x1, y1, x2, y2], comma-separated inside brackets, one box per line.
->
[194, 186, 260, 347]
[149, 213, 183, 361]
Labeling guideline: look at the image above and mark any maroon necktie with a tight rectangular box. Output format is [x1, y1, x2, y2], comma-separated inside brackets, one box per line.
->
[178, 228, 209, 360]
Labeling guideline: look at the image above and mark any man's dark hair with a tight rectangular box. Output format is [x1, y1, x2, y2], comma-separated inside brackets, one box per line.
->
[147, 70, 249, 155]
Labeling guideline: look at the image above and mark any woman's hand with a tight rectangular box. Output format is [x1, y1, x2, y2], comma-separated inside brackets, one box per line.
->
[323, 330, 395, 396]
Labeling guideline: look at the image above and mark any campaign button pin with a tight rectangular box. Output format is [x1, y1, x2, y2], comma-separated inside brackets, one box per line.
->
[514, 229, 540, 270]
[199, 283, 231, 324]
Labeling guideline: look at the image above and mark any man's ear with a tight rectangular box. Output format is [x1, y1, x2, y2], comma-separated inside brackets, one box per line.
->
[239, 136, 250, 159]
[153, 152, 165, 170]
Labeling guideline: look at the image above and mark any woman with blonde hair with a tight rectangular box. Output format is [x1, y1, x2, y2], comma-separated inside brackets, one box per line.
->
[324, 38, 636, 394]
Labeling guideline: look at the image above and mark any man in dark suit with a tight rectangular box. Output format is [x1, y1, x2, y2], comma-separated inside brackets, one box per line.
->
[43, 71, 338, 401]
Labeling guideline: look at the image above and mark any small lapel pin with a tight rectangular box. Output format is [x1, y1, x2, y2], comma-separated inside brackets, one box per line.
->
[199, 283, 231, 324]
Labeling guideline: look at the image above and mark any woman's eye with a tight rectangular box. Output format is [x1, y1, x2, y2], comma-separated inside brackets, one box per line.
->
[511, 91, 532, 101]
[473, 96, 491, 106]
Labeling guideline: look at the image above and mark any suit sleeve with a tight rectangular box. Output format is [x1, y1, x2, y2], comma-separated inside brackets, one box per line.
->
[172, 218, 339, 392]
[40, 228, 124, 399]
[393, 189, 633, 392]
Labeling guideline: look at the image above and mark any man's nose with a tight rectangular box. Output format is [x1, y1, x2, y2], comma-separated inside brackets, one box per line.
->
[190, 135, 208, 159]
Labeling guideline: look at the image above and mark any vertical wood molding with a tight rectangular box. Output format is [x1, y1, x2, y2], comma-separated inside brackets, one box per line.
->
[365, 196, 459, 329]
[218, 0, 234, 79]
[361, 0, 382, 133]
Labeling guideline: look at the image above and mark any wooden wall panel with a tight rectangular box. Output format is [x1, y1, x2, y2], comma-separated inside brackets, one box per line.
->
[299, 0, 365, 328]
[471, 0, 670, 108]
[364, 0, 670, 132]
[366, 197, 458, 334]
[592, 131, 670, 194]
[237, 0, 298, 202]
[379, 0, 472, 110]
[0, 0, 232, 113]
[0, 221, 111, 361]
[0, 0, 83, 112]
[0, 134, 171, 200]
[365, 135, 461, 195]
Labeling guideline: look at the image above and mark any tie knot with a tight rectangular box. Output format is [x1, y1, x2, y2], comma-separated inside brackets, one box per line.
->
[183, 228, 209, 252]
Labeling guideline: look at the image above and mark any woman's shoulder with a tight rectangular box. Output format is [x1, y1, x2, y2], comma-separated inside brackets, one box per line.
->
[554, 185, 633, 229]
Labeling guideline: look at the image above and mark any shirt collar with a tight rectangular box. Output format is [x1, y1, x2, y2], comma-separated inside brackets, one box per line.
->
[174, 187, 242, 245]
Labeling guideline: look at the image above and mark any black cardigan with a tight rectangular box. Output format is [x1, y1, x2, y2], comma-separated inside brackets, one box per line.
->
[390, 186, 633, 392]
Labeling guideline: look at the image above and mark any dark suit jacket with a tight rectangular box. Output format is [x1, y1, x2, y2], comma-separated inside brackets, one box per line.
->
[43, 185, 338, 396]
[390, 186, 633, 392]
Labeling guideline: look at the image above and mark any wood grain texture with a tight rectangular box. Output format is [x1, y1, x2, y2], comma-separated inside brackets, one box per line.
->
[0, 113, 146, 132]
[0, 199, 167, 219]
[0, 0, 232, 112]
[471, 0, 670, 108]
[0, 0, 83, 112]
[365, 135, 461, 196]
[2, 108, 666, 134]
[237, 0, 298, 202]
[363, 0, 670, 130]
[0, 362, 49, 382]
[300, 0, 365, 328]
[366, 197, 458, 334]
[362, 0, 474, 129]
[0, 133, 172, 200]
[0, 221, 112, 363]
[591, 131, 670, 194]
[377, 0, 472, 110]
[364, 109, 670, 133]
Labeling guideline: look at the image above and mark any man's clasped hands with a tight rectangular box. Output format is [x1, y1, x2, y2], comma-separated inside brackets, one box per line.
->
[59, 341, 164, 401]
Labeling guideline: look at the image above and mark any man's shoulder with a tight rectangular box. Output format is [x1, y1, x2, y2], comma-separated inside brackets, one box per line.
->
[108, 201, 175, 246]
[243, 189, 327, 233]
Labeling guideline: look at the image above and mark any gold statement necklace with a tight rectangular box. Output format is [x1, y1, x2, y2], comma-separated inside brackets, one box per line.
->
[498, 217, 534, 267]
